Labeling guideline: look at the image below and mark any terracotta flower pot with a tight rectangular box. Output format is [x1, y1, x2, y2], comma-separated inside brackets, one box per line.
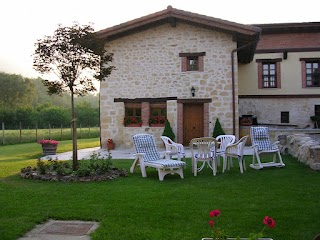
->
[107, 142, 115, 150]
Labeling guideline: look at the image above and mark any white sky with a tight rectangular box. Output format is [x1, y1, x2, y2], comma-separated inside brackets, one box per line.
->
[1, 0, 319, 79]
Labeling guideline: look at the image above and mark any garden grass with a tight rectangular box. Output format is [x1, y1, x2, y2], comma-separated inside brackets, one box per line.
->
[0, 141, 319, 240]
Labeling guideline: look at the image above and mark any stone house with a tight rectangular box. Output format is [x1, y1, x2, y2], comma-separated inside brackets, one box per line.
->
[96, 6, 320, 149]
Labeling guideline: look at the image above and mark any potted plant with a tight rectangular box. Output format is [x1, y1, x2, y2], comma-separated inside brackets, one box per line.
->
[240, 117, 253, 126]
[37, 139, 59, 156]
[310, 115, 320, 128]
[148, 116, 166, 126]
[106, 138, 115, 150]
[123, 117, 142, 127]
[203, 209, 275, 240]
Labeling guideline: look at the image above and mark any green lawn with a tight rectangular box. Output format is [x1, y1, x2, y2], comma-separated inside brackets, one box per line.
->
[0, 140, 319, 240]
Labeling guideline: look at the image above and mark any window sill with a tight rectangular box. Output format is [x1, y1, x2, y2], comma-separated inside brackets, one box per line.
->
[149, 124, 165, 127]
[124, 124, 142, 127]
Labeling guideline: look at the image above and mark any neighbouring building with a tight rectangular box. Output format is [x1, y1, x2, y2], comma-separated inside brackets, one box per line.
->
[96, 6, 320, 149]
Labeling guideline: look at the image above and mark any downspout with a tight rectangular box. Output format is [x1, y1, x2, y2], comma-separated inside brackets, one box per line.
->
[231, 40, 259, 135]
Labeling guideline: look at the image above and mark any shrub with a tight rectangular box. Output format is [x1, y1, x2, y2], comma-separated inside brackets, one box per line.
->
[162, 120, 175, 141]
[212, 118, 225, 138]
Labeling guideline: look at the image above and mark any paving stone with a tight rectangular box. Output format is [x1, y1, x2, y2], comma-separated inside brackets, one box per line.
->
[18, 220, 99, 240]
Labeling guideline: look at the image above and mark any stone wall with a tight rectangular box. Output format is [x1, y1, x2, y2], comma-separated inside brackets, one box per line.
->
[279, 133, 320, 170]
[239, 98, 319, 128]
[100, 22, 237, 148]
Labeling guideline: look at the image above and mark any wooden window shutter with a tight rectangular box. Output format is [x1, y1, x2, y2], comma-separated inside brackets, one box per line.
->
[257, 62, 263, 89]
[181, 57, 187, 72]
[199, 56, 204, 71]
[301, 61, 307, 88]
[276, 62, 281, 89]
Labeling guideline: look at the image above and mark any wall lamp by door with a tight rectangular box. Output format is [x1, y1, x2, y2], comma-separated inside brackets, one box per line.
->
[191, 86, 195, 97]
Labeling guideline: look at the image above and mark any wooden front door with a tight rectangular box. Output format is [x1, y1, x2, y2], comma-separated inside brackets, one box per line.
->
[183, 103, 204, 145]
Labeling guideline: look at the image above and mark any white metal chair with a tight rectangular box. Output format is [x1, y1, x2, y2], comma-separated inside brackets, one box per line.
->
[190, 137, 218, 176]
[160, 136, 186, 161]
[130, 134, 186, 181]
[215, 135, 236, 167]
[223, 135, 248, 173]
[250, 126, 285, 170]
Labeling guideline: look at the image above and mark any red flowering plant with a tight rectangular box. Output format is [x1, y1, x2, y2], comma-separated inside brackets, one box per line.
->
[148, 116, 166, 125]
[107, 138, 113, 144]
[123, 117, 142, 126]
[37, 139, 59, 145]
[206, 209, 275, 240]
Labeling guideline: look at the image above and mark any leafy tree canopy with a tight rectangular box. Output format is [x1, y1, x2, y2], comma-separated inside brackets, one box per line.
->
[33, 22, 115, 96]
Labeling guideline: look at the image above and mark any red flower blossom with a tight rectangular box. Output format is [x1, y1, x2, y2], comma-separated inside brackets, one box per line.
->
[210, 209, 221, 218]
[37, 139, 59, 145]
[263, 216, 276, 228]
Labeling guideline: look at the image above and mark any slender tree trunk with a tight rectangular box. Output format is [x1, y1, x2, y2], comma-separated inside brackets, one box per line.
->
[71, 91, 78, 170]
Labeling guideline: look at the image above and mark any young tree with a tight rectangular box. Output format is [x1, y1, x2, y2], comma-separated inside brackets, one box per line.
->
[33, 22, 115, 170]
[212, 118, 225, 138]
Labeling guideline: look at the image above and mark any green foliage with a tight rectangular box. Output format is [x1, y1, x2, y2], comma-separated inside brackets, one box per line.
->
[162, 119, 175, 141]
[0, 72, 35, 108]
[32, 152, 112, 177]
[77, 152, 113, 177]
[212, 118, 225, 138]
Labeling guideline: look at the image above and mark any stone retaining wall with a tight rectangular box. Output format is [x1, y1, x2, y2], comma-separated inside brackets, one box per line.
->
[279, 133, 320, 170]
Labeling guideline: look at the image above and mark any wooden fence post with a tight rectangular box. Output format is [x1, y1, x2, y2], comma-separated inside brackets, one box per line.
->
[36, 123, 38, 142]
[20, 122, 22, 144]
[2, 122, 4, 145]
[60, 124, 63, 140]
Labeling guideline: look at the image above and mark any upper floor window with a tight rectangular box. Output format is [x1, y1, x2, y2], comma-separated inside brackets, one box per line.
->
[180, 52, 205, 72]
[187, 56, 199, 71]
[300, 58, 320, 88]
[256, 59, 282, 89]
[262, 63, 276, 88]
[306, 62, 320, 87]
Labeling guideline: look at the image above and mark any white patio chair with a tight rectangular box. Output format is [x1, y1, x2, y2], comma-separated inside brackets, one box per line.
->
[130, 134, 185, 181]
[190, 137, 218, 176]
[223, 135, 248, 173]
[250, 126, 285, 170]
[215, 135, 236, 167]
[160, 136, 186, 161]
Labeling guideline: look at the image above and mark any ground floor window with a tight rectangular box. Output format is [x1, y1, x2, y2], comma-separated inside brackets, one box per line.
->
[123, 103, 142, 126]
[281, 111, 289, 123]
[149, 103, 167, 126]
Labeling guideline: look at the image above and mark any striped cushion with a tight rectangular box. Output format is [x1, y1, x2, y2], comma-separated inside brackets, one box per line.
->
[250, 127, 278, 151]
[133, 134, 161, 162]
[152, 159, 185, 167]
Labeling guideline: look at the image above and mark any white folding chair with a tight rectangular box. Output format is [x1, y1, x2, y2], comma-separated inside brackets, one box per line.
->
[250, 127, 285, 170]
[223, 135, 248, 173]
[130, 134, 185, 181]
